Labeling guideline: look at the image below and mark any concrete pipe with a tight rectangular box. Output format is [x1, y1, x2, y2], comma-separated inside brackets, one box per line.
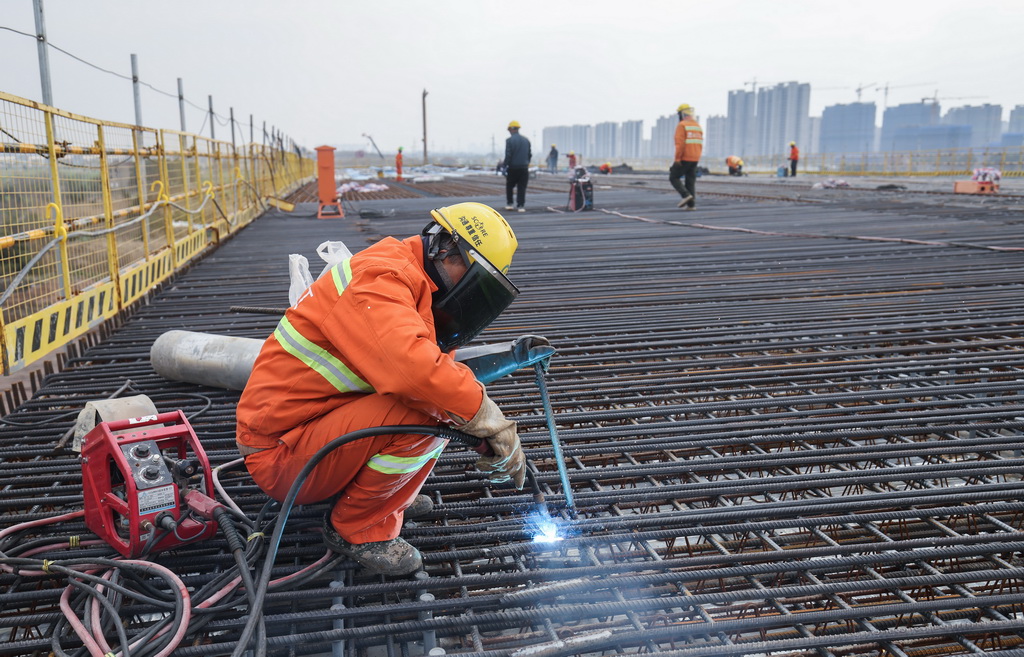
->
[150, 330, 263, 391]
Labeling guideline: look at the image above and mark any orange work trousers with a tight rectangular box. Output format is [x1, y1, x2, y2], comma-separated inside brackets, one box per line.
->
[244, 394, 447, 544]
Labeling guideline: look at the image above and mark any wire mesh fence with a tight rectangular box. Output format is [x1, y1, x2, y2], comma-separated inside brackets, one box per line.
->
[0, 91, 314, 374]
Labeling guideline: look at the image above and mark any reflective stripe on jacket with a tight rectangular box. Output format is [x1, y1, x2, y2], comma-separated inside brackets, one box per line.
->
[236, 235, 484, 448]
[674, 119, 703, 162]
[367, 443, 446, 474]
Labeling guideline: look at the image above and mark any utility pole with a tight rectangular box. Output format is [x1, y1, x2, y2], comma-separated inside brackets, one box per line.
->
[422, 88, 429, 165]
[208, 96, 216, 140]
[32, 0, 53, 106]
[130, 54, 143, 127]
[177, 78, 186, 132]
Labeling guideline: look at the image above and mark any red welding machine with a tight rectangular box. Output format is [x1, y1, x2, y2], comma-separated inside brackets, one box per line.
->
[81, 411, 218, 557]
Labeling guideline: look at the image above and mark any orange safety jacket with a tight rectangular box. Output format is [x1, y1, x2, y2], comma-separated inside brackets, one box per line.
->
[236, 235, 483, 450]
[726, 156, 743, 168]
[789, 145, 800, 161]
[674, 118, 703, 162]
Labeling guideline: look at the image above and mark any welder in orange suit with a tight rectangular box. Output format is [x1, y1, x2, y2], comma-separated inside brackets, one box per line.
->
[236, 202, 544, 576]
[396, 146, 404, 182]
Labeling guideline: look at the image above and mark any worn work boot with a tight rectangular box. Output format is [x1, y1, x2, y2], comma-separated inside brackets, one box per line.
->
[405, 494, 434, 518]
[504, 204, 515, 211]
[322, 514, 422, 576]
[677, 194, 693, 208]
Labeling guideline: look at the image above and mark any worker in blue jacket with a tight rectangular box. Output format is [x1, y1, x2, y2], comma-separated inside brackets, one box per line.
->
[504, 121, 532, 213]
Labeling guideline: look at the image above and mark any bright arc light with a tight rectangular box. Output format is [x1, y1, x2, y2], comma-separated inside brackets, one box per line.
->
[529, 514, 564, 543]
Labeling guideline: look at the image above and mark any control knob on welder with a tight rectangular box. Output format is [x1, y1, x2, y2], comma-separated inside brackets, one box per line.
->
[141, 465, 161, 481]
[133, 443, 151, 458]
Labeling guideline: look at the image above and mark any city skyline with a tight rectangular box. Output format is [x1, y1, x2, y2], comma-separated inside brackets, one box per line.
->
[539, 89, 1024, 162]
[3, 1, 1024, 154]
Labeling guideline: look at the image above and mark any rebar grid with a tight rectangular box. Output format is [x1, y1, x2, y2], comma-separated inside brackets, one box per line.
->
[2, 188, 1024, 657]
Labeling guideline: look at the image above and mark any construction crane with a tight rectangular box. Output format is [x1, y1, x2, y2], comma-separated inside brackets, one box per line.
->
[361, 133, 386, 162]
[880, 81, 936, 108]
[743, 78, 768, 94]
[855, 82, 877, 102]
[922, 91, 986, 104]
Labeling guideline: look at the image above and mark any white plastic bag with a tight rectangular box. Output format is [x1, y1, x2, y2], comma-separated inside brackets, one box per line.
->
[287, 240, 354, 307]
[288, 254, 314, 307]
[316, 240, 353, 279]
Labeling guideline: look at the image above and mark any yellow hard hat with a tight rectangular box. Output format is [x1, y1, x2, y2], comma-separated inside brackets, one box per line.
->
[508, 120, 521, 129]
[677, 104, 693, 114]
[551, 143, 556, 147]
[789, 141, 796, 146]
[430, 202, 518, 274]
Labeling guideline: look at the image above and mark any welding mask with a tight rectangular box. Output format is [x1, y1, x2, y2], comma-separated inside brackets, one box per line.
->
[423, 203, 520, 351]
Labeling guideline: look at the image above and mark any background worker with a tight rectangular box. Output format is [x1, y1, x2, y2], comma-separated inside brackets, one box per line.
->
[396, 146, 404, 182]
[788, 141, 799, 177]
[236, 202, 529, 577]
[546, 144, 559, 173]
[726, 155, 744, 176]
[669, 103, 703, 209]
[504, 121, 532, 213]
[599, 162, 612, 175]
[566, 151, 577, 171]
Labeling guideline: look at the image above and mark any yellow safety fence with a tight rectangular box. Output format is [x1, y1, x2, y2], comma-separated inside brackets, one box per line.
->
[723, 147, 1024, 178]
[0, 91, 315, 375]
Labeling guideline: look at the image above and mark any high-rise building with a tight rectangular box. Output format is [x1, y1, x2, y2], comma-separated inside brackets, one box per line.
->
[726, 89, 757, 157]
[892, 125, 971, 151]
[943, 104, 1003, 147]
[880, 101, 940, 151]
[808, 116, 821, 153]
[541, 126, 573, 159]
[542, 125, 593, 161]
[592, 122, 618, 160]
[1009, 105, 1024, 134]
[649, 114, 675, 159]
[820, 102, 876, 153]
[619, 120, 644, 159]
[705, 115, 727, 158]
[756, 82, 810, 157]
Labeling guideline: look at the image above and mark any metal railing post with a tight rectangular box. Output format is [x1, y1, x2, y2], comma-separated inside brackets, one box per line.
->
[96, 124, 120, 301]
[157, 130, 176, 267]
[43, 110, 70, 299]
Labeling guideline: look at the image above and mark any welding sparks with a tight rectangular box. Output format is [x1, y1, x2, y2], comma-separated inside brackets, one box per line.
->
[526, 510, 565, 543]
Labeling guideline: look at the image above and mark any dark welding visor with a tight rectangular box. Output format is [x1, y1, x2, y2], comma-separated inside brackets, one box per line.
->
[432, 245, 519, 352]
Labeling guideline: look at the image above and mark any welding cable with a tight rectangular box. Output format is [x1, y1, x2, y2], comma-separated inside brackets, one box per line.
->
[86, 569, 124, 657]
[73, 570, 133, 657]
[212, 457, 247, 517]
[39, 558, 189, 657]
[231, 423, 490, 657]
[213, 506, 266, 654]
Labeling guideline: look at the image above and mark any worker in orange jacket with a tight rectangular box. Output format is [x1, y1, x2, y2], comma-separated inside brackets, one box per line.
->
[396, 146, 404, 182]
[788, 142, 799, 177]
[670, 104, 703, 209]
[236, 202, 542, 576]
[726, 155, 744, 176]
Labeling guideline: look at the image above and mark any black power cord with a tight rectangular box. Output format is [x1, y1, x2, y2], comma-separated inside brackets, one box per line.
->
[231, 424, 485, 657]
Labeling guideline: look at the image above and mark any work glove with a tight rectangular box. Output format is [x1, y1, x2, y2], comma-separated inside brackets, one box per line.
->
[457, 391, 526, 490]
[455, 335, 555, 384]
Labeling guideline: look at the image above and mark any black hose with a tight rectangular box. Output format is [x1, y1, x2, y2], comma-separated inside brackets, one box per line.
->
[214, 507, 267, 657]
[231, 423, 483, 657]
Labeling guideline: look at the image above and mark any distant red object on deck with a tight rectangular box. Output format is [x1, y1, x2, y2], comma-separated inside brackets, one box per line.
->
[316, 145, 344, 218]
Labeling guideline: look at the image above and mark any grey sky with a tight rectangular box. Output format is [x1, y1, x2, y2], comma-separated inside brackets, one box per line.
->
[3, 0, 1023, 155]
